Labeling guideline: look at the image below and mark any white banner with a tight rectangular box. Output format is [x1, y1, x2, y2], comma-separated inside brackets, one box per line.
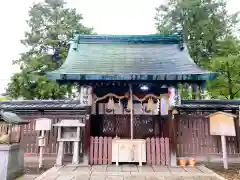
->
[79, 86, 93, 106]
[168, 87, 181, 107]
[160, 96, 169, 115]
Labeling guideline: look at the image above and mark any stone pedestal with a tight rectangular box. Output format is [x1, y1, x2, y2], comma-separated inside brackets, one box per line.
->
[0, 144, 24, 180]
[54, 119, 85, 166]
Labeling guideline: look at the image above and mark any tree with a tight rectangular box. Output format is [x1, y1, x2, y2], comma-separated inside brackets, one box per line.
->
[155, 0, 239, 64]
[155, 0, 240, 99]
[6, 0, 93, 99]
[207, 37, 240, 99]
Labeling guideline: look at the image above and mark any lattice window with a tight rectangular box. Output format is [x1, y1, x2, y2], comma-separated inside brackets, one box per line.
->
[102, 115, 115, 136]
[102, 115, 161, 138]
[115, 115, 130, 138]
[134, 115, 158, 138]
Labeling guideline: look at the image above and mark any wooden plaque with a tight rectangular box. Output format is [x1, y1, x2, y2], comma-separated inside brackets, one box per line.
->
[208, 112, 236, 136]
[35, 118, 52, 131]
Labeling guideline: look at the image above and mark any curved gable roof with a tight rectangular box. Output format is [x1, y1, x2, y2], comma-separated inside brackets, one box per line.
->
[47, 34, 216, 81]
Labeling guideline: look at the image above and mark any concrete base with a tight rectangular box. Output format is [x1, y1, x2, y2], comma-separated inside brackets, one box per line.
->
[170, 151, 177, 167]
[0, 144, 24, 180]
[81, 154, 89, 166]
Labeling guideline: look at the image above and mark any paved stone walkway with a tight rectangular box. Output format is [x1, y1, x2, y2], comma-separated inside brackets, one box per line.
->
[16, 165, 226, 180]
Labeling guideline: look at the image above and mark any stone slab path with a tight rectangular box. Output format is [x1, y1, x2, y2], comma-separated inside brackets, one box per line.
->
[16, 165, 226, 180]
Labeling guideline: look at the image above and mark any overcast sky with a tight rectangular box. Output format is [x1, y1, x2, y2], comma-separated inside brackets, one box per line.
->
[0, 0, 239, 94]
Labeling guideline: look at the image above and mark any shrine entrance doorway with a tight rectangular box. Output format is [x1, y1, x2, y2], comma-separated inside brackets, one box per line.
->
[89, 114, 170, 166]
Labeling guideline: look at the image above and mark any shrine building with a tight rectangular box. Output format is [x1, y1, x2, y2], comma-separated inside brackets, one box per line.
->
[46, 34, 216, 166]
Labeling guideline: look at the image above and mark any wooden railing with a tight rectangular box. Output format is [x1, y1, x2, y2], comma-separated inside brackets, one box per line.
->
[89, 136, 112, 165]
[89, 136, 170, 166]
[146, 137, 170, 166]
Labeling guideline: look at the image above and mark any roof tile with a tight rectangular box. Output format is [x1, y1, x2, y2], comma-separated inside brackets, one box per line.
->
[47, 35, 216, 81]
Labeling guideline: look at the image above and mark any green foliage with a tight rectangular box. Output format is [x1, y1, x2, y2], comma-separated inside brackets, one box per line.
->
[0, 97, 9, 101]
[155, 0, 239, 64]
[7, 0, 93, 99]
[207, 37, 240, 99]
[155, 0, 240, 99]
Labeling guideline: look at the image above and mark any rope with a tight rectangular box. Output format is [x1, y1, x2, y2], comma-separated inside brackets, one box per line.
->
[95, 93, 167, 103]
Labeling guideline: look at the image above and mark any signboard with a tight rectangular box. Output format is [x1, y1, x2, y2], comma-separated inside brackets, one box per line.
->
[35, 118, 52, 131]
[209, 112, 236, 136]
[80, 86, 93, 106]
[208, 111, 237, 169]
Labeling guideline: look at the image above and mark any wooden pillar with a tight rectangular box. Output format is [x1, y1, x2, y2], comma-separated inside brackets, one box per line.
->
[79, 84, 92, 165]
[221, 135, 228, 169]
[83, 113, 91, 165]
[168, 86, 179, 167]
[129, 84, 134, 139]
[169, 111, 177, 167]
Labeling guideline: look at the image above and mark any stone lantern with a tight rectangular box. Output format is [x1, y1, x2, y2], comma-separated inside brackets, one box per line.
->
[53, 119, 85, 166]
[0, 110, 29, 180]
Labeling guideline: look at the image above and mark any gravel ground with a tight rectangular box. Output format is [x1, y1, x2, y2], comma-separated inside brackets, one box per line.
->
[206, 163, 240, 180]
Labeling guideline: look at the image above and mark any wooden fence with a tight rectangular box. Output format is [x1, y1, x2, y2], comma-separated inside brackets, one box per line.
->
[89, 136, 170, 165]
[0, 123, 22, 143]
[176, 112, 240, 157]
[146, 137, 170, 166]
[19, 112, 84, 155]
[17, 112, 240, 159]
[89, 136, 112, 165]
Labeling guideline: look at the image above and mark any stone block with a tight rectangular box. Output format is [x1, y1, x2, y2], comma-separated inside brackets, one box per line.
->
[0, 144, 24, 180]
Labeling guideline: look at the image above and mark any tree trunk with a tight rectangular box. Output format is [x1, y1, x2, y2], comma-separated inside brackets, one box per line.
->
[227, 68, 234, 99]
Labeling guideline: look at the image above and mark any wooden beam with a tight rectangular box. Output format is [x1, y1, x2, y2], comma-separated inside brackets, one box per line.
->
[221, 135, 228, 169]
[129, 84, 134, 139]
[169, 112, 177, 166]
[83, 108, 91, 165]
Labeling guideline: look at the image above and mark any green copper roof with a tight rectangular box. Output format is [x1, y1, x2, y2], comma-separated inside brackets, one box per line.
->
[0, 111, 29, 124]
[47, 34, 216, 81]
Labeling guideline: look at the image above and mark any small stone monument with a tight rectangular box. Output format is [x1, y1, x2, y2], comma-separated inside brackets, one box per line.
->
[53, 119, 85, 166]
[0, 110, 29, 180]
[35, 118, 52, 168]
